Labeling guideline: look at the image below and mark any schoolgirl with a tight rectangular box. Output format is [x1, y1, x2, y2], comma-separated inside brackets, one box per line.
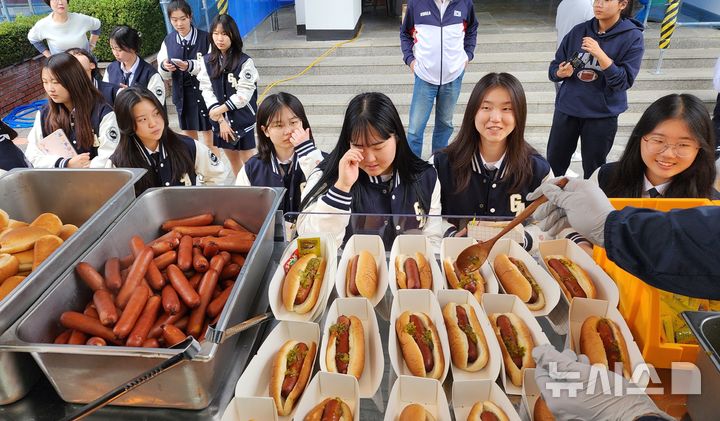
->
[236, 92, 324, 226]
[595, 93, 719, 199]
[103, 25, 166, 104]
[433, 72, 552, 249]
[66, 48, 121, 106]
[547, 0, 644, 178]
[197, 13, 258, 176]
[109, 87, 225, 195]
[0, 120, 30, 174]
[298, 92, 442, 248]
[157, 0, 213, 148]
[25, 52, 119, 168]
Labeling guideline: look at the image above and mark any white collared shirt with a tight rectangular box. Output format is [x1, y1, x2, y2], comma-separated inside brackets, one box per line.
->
[120, 56, 141, 86]
[642, 175, 671, 198]
[479, 151, 507, 171]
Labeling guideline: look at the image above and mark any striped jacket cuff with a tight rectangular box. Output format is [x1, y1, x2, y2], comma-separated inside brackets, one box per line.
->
[224, 99, 237, 111]
[444, 226, 458, 238]
[321, 187, 352, 210]
[294, 139, 317, 157]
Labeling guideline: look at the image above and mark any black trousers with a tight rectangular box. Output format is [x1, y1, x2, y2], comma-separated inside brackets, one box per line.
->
[713, 93, 720, 158]
[546, 110, 618, 178]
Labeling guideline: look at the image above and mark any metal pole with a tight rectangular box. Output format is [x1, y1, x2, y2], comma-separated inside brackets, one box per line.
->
[27, 0, 34, 14]
[271, 0, 280, 32]
[654, 0, 680, 75]
[677, 21, 720, 27]
[159, 0, 172, 35]
[1, 0, 11, 22]
[201, 0, 211, 32]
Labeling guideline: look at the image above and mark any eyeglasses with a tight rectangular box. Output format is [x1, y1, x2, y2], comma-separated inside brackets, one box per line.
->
[593, 0, 619, 4]
[642, 136, 701, 158]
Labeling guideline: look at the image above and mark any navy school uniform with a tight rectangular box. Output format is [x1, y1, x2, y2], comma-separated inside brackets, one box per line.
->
[197, 53, 258, 151]
[297, 165, 443, 249]
[236, 139, 326, 221]
[157, 26, 212, 132]
[128, 133, 225, 194]
[0, 130, 30, 172]
[25, 102, 119, 168]
[94, 78, 121, 106]
[434, 149, 552, 249]
[104, 57, 166, 104]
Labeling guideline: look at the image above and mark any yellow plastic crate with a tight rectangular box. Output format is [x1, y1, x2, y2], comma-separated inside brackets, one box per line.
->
[592, 198, 714, 369]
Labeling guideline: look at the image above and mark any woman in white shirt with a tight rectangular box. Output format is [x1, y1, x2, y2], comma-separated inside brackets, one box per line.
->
[27, 0, 101, 57]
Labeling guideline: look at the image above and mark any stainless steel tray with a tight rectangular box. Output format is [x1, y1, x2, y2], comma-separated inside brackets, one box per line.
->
[0, 186, 282, 410]
[0, 168, 144, 405]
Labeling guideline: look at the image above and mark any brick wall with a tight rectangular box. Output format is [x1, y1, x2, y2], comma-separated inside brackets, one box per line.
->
[0, 55, 45, 117]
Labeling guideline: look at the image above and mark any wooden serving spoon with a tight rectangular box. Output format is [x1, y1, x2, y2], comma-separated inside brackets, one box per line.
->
[455, 178, 569, 273]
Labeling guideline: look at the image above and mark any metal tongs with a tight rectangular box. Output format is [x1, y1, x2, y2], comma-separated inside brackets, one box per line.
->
[61, 311, 273, 421]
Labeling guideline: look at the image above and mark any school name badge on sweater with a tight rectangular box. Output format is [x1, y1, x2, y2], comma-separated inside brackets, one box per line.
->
[454, 10, 461, 17]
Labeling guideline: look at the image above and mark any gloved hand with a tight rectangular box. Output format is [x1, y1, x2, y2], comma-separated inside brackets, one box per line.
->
[527, 179, 614, 247]
[532, 344, 672, 421]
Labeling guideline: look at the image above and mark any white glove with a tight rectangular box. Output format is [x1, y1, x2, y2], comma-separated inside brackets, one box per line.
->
[527, 179, 614, 247]
[532, 344, 672, 421]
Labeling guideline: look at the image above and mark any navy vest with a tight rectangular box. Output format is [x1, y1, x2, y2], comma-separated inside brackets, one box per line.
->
[40, 102, 113, 158]
[164, 27, 210, 115]
[106, 58, 159, 92]
[434, 151, 550, 229]
[95, 78, 120, 106]
[203, 53, 257, 137]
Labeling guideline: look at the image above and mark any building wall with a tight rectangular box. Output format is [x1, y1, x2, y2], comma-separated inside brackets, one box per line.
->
[0, 56, 45, 117]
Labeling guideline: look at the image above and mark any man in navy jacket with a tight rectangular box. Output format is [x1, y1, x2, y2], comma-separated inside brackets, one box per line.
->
[400, 0, 477, 158]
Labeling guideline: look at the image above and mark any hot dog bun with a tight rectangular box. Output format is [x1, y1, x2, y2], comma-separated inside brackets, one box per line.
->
[326, 315, 365, 379]
[533, 396, 555, 421]
[345, 250, 377, 298]
[58, 224, 78, 241]
[467, 401, 509, 421]
[0, 253, 20, 284]
[543, 255, 596, 300]
[29, 213, 63, 236]
[282, 253, 326, 314]
[493, 254, 545, 311]
[580, 316, 631, 379]
[303, 397, 353, 421]
[490, 313, 535, 387]
[270, 340, 317, 416]
[0, 209, 8, 230]
[0, 226, 52, 254]
[399, 403, 436, 421]
[32, 234, 63, 270]
[395, 311, 445, 379]
[443, 257, 484, 302]
[396, 253, 432, 290]
[442, 302, 489, 372]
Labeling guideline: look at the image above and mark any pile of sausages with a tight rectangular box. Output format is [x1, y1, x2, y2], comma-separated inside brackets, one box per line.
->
[52, 213, 255, 348]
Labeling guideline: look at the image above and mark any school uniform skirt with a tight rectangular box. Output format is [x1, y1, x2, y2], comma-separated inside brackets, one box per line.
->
[179, 87, 212, 132]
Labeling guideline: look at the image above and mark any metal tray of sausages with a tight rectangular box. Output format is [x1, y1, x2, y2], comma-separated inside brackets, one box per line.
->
[0, 168, 144, 405]
[0, 186, 283, 409]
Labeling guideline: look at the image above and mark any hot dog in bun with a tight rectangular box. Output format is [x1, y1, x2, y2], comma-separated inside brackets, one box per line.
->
[467, 401, 509, 421]
[326, 315, 365, 379]
[345, 250, 377, 298]
[399, 403, 435, 421]
[282, 253, 326, 314]
[303, 397, 353, 421]
[533, 396, 555, 421]
[543, 255, 596, 300]
[580, 316, 631, 379]
[395, 311, 445, 379]
[270, 340, 317, 416]
[396, 253, 432, 290]
[494, 254, 545, 311]
[490, 313, 535, 387]
[442, 302, 489, 372]
[443, 257, 484, 301]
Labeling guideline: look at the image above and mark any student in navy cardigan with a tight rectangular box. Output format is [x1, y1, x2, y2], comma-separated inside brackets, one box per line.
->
[67, 48, 121, 106]
[298, 92, 442, 249]
[0, 121, 30, 175]
[235, 92, 325, 235]
[109, 87, 225, 195]
[197, 14, 258, 177]
[434, 73, 552, 246]
[157, 0, 214, 154]
[103, 26, 166, 105]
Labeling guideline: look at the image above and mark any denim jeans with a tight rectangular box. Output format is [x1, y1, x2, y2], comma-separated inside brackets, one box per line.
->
[407, 71, 464, 158]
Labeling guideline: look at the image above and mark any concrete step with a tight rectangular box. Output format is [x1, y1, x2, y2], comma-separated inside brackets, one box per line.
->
[254, 49, 720, 76]
[257, 68, 713, 94]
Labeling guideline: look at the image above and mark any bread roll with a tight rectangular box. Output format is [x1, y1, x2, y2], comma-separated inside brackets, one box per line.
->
[0, 253, 19, 283]
[533, 396, 555, 421]
[399, 403, 435, 421]
[0, 226, 52, 254]
[32, 235, 64, 270]
[490, 313, 535, 387]
[281, 253, 326, 314]
[29, 213, 63, 236]
[467, 401, 509, 421]
[442, 302, 489, 372]
[580, 316, 631, 379]
[0, 209, 8, 230]
[58, 224, 79, 241]
[0, 275, 25, 300]
[396, 253, 432, 290]
[13, 249, 33, 272]
[303, 397, 353, 421]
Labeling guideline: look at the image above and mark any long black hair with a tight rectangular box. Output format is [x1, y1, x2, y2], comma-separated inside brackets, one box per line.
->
[603, 93, 716, 198]
[66, 48, 100, 80]
[208, 14, 244, 79]
[109, 25, 142, 53]
[300, 92, 432, 210]
[110, 87, 195, 194]
[443, 72, 537, 193]
[256, 92, 312, 163]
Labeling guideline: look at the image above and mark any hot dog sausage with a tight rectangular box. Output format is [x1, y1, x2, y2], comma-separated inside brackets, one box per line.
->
[86, 337, 106, 346]
[148, 304, 187, 339]
[456, 306, 478, 363]
[113, 285, 150, 339]
[54, 329, 72, 344]
[126, 295, 161, 347]
[116, 247, 153, 309]
[153, 250, 177, 270]
[597, 319, 622, 373]
[321, 399, 342, 421]
[93, 289, 119, 326]
[177, 235, 193, 271]
[59, 311, 120, 344]
[104, 258, 122, 292]
[68, 330, 88, 345]
[281, 342, 308, 398]
[161, 213, 214, 231]
[335, 316, 351, 374]
[188, 272, 202, 290]
[187, 269, 218, 338]
[548, 259, 586, 298]
[119, 254, 135, 270]
[222, 218, 249, 232]
[217, 229, 256, 239]
[206, 236, 253, 253]
[209, 252, 230, 273]
[162, 323, 186, 347]
[83, 305, 99, 319]
[405, 258, 421, 289]
[192, 247, 209, 273]
[150, 238, 180, 256]
[219, 263, 240, 281]
[142, 338, 160, 348]
[161, 284, 181, 315]
[147, 230, 182, 248]
[76, 262, 106, 291]
[347, 255, 360, 296]
[480, 412, 500, 421]
[497, 315, 523, 368]
[230, 254, 245, 267]
[203, 241, 219, 258]
[172, 225, 223, 237]
[409, 315, 434, 372]
[207, 284, 232, 318]
[166, 264, 201, 308]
